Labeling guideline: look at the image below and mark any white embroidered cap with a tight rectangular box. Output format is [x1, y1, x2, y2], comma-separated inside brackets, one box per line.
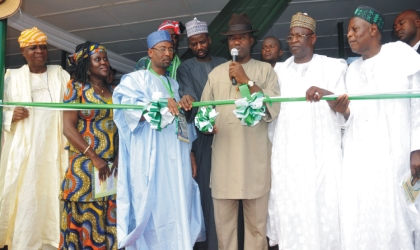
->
[186, 18, 208, 37]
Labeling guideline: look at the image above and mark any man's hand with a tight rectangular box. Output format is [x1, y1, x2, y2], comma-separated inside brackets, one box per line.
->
[167, 98, 180, 116]
[12, 107, 29, 122]
[202, 125, 218, 135]
[190, 152, 197, 178]
[229, 61, 250, 84]
[411, 150, 420, 185]
[178, 95, 195, 111]
[327, 95, 350, 119]
[306, 86, 333, 102]
[306, 86, 350, 119]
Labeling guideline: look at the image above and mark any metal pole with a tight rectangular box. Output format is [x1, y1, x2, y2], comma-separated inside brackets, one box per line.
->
[337, 22, 345, 59]
[0, 19, 7, 153]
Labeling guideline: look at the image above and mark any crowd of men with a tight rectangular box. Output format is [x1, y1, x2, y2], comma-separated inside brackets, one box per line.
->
[1, 4, 420, 250]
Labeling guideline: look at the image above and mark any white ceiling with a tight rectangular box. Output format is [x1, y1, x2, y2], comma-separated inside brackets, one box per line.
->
[4, 0, 420, 76]
[5, 0, 229, 73]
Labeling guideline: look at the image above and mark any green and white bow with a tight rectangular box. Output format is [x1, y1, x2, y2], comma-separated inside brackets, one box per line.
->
[144, 98, 175, 130]
[233, 91, 266, 126]
[195, 106, 218, 132]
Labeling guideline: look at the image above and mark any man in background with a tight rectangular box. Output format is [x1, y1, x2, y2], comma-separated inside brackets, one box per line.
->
[261, 36, 283, 69]
[261, 36, 283, 143]
[394, 9, 420, 53]
[177, 17, 227, 250]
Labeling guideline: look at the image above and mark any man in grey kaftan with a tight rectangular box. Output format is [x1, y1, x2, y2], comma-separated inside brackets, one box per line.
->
[177, 17, 226, 250]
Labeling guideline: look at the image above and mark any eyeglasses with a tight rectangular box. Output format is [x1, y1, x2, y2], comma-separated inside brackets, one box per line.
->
[285, 33, 314, 42]
[151, 47, 176, 54]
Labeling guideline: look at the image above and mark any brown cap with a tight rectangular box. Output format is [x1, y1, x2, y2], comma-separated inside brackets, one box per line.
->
[221, 12, 259, 36]
[290, 12, 316, 33]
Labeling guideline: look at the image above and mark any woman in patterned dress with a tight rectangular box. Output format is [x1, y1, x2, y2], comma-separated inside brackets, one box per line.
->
[59, 41, 118, 249]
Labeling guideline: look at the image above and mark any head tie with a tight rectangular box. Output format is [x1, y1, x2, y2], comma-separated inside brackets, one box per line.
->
[158, 20, 181, 35]
[18, 27, 47, 48]
[68, 42, 106, 66]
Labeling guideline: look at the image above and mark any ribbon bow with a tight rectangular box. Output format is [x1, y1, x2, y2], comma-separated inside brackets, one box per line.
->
[144, 98, 175, 130]
[195, 106, 219, 132]
[233, 91, 266, 126]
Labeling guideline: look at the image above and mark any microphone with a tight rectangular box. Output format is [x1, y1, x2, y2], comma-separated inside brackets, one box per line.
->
[231, 48, 238, 85]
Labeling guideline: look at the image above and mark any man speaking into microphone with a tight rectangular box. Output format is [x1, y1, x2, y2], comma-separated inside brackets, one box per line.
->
[201, 12, 280, 250]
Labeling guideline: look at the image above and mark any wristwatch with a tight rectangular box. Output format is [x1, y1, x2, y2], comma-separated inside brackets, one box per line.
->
[247, 80, 255, 87]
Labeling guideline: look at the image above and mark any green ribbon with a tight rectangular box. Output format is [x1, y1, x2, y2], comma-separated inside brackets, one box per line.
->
[0, 101, 145, 110]
[239, 84, 251, 100]
[191, 92, 420, 107]
[233, 91, 266, 126]
[194, 106, 218, 133]
[3, 92, 420, 111]
[144, 98, 175, 131]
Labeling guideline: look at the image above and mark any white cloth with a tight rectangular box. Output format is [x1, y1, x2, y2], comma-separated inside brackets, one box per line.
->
[0, 65, 69, 250]
[268, 62, 282, 143]
[339, 41, 420, 250]
[267, 54, 347, 249]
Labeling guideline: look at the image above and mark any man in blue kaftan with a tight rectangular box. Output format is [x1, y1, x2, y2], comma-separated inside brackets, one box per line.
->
[113, 30, 205, 250]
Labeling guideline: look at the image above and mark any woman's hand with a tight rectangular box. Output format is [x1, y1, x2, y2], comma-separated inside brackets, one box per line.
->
[91, 155, 110, 182]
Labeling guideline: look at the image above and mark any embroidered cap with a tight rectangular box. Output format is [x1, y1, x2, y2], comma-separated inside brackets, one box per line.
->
[186, 18, 208, 37]
[18, 27, 48, 48]
[353, 5, 385, 32]
[147, 30, 172, 49]
[290, 12, 316, 33]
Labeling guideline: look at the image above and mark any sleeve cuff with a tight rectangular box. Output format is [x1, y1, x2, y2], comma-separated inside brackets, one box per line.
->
[3, 110, 14, 132]
[124, 106, 145, 132]
[335, 110, 353, 128]
[411, 129, 420, 152]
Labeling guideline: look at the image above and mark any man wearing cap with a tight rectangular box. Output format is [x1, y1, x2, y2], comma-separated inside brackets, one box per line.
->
[134, 20, 185, 79]
[0, 27, 69, 250]
[200, 13, 280, 250]
[113, 30, 205, 250]
[394, 9, 420, 54]
[337, 6, 420, 249]
[266, 12, 347, 249]
[177, 17, 227, 250]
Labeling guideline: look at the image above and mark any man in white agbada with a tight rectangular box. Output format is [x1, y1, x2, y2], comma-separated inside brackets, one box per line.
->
[0, 27, 69, 250]
[266, 12, 348, 249]
[113, 30, 204, 249]
[332, 6, 420, 249]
